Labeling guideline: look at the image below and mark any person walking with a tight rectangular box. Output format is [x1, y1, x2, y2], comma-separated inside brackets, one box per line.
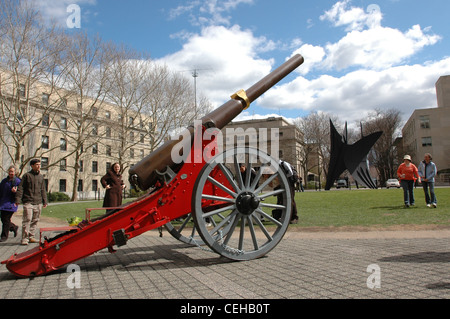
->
[101, 163, 125, 214]
[397, 155, 420, 208]
[0, 166, 20, 241]
[418, 153, 438, 208]
[15, 159, 48, 245]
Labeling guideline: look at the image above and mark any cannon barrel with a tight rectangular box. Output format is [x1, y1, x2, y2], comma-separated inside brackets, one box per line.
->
[129, 54, 304, 190]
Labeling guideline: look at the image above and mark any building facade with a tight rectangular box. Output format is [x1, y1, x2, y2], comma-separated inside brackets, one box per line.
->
[0, 70, 154, 200]
[401, 76, 450, 184]
[221, 117, 305, 179]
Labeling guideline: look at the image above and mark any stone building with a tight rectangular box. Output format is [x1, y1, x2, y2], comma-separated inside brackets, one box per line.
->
[0, 69, 153, 199]
[401, 76, 450, 184]
[221, 117, 305, 179]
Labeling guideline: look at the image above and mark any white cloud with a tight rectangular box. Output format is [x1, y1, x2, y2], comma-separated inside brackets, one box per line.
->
[157, 25, 273, 106]
[159, 0, 447, 127]
[258, 57, 450, 124]
[292, 44, 326, 75]
[320, 0, 382, 31]
[243, 0, 446, 126]
[306, 1, 443, 72]
[321, 25, 441, 71]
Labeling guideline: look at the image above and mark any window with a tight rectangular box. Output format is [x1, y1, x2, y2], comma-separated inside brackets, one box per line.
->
[92, 180, 98, 191]
[60, 138, 67, 151]
[42, 136, 49, 149]
[18, 84, 26, 97]
[92, 124, 98, 136]
[130, 148, 134, 159]
[60, 159, 67, 171]
[92, 161, 98, 173]
[106, 145, 111, 156]
[79, 160, 84, 172]
[92, 143, 98, 154]
[60, 117, 67, 130]
[106, 162, 111, 172]
[59, 179, 66, 192]
[42, 93, 49, 106]
[105, 127, 111, 138]
[16, 107, 25, 122]
[77, 180, 83, 192]
[42, 114, 50, 126]
[92, 107, 98, 116]
[422, 137, 432, 147]
[420, 116, 430, 129]
[140, 134, 145, 143]
[41, 157, 49, 171]
[105, 111, 111, 119]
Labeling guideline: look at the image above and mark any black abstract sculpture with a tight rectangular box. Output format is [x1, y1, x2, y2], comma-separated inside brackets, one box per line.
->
[325, 120, 382, 190]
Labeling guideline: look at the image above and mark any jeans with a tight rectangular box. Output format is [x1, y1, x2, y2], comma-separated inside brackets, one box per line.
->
[400, 180, 415, 206]
[422, 181, 437, 205]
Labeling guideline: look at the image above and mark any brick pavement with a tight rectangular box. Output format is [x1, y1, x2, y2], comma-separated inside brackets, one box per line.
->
[0, 225, 448, 300]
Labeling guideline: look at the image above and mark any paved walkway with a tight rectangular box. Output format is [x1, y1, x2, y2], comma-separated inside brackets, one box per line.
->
[0, 214, 449, 300]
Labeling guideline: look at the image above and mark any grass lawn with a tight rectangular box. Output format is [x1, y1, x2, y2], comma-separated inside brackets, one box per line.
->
[296, 187, 450, 229]
[41, 187, 450, 229]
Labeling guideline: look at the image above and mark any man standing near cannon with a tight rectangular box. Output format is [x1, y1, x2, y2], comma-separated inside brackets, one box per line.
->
[15, 159, 48, 245]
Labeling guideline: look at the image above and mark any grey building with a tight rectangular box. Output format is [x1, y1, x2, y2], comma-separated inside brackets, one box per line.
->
[221, 117, 305, 179]
[401, 76, 450, 184]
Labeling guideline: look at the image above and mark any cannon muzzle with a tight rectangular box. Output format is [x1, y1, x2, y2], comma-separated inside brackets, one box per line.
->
[129, 54, 304, 190]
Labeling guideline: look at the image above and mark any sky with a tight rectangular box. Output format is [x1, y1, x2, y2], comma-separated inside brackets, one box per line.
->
[33, 0, 450, 128]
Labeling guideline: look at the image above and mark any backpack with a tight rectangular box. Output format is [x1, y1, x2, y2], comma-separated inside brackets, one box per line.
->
[280, 161, 299, 183]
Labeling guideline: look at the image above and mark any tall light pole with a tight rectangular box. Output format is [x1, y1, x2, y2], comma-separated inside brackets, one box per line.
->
[192, 69, 199, 117]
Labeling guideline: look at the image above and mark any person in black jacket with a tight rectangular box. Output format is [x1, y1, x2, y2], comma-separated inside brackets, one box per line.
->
[15, 159, 48, 245]
[101, 163, 125, 213]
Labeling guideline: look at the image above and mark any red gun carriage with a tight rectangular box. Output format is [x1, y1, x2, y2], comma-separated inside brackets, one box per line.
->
[2, 54, 304, 278]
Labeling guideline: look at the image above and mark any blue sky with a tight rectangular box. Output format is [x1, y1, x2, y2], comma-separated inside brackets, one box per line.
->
[34, 0, 450, 127]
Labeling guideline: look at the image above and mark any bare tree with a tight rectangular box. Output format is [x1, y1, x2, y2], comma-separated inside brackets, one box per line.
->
[360, 108, 402, 186]
[295, 112, 340, 185]
[56, 32, 116, 201]
[105, 46, 159, 172]
[0, 0, 69, 176]
[143, 64, 198, 152]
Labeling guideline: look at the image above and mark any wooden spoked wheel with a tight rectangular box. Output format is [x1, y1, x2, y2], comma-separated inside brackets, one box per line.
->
[192, 147, 292, 261]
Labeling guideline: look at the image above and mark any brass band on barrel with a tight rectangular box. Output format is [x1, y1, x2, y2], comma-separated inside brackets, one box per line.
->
[231, 89, 250, 110]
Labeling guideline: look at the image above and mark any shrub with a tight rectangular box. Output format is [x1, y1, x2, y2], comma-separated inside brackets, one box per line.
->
[47, 192, 71, 202]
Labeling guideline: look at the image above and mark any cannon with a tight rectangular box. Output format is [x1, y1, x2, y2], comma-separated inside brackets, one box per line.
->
[2, 54, 304, 278]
